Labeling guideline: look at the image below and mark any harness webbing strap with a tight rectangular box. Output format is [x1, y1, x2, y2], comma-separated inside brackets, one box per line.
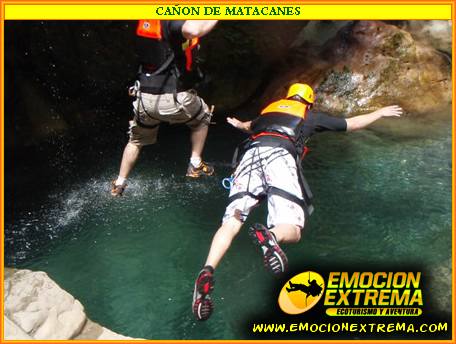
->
[267, 186, 305, 208]
[231, 135, 296, 169]
[251, 132, 291, 141]
[228, 191, 264, 204]
[296, 161, 313, 202]
[228, 134, 315, 219]
[268, 186, 313, 217]
[231, 137, 251, 169]
[134, 114, 160, 129]
[139, 50, 175, 77]
[178, 96, 204, 125]
[228, 185, 313, 218]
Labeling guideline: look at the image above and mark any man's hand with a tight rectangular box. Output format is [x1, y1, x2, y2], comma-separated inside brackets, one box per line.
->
[182, 20, 218, 39]
[346, 105, 403, 131]
[226, 117, 244, 129]
[372, 105, 403, 118]
[227, 117, 252, 132]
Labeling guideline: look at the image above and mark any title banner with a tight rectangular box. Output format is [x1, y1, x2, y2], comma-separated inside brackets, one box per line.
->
[4, 4, 452, 20]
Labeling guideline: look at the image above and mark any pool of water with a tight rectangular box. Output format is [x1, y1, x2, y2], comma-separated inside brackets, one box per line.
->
[5, 111, 452, 339]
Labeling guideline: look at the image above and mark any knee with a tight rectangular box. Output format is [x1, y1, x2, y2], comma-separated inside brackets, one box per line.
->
[292, 225, 302, 242]
[189, 121, 209, 132]
[221, 217, 243, 236]
[284, 225, 301, 243]
[127, 142, 142, 151]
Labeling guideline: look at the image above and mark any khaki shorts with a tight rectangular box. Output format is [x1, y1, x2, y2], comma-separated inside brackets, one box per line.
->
[223, 147, 305, 228]
[128, 90, 212, 146]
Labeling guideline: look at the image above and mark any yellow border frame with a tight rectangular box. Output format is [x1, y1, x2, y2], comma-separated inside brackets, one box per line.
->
[0, 1, 454, 344]
[2, 4, 452, 20]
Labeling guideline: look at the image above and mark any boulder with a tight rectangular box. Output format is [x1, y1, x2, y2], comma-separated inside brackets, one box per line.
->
[4, 317, 33, 340]
[4, 268, 140, 340]
[5, 21, 452, 147]
[262, 21, 451, 117]
[428, 258, 452, 315]
[401, 20, 452, 55]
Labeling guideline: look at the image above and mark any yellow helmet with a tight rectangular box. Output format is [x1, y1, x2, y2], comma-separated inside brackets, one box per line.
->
[287, 83, 314, 104]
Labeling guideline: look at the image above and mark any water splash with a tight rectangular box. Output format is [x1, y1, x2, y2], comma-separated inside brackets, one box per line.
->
[5, 172, 222, 266]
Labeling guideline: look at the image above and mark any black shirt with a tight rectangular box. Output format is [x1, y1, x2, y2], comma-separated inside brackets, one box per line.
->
[250, 110, 347, 158]
[300, 111, 347, 138]
[294, 111, 347, 153]
[251, 111, 346, 139]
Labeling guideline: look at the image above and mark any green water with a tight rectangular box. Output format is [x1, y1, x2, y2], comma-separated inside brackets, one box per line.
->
[5, 113, 452, 339]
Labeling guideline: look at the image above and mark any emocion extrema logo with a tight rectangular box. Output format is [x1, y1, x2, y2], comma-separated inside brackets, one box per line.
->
[278, 271, 325, 315]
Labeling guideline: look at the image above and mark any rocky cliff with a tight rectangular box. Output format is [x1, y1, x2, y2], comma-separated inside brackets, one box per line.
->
[261, 20, 451, 116]
[5, 20, 451, 149]
[4, 268, 139, 340]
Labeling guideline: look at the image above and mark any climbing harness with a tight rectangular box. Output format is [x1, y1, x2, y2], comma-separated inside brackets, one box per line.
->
[227, 145, 313, 217]
[128, 80, 159, 129]
[226, 97, 315, 217]
[129, 81, 212, 128]
[131, 20, 211, 127]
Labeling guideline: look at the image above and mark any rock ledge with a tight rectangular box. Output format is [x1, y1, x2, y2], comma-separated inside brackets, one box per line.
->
[4, 268, 141, 340]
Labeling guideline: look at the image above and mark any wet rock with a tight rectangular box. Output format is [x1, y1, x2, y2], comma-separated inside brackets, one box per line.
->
[5, 21, 452, 146]
[200, 21, 308, 111]
[74, 319, 134, 340]
[400, 20, 452, 55]
[290, 20, 353, 49]
[263, 21, 451, 117]
[4, 317, 33, 339]
[4, 268, 138, 340]
[427, 258, 452, 315]
[4, 268, 85, 339]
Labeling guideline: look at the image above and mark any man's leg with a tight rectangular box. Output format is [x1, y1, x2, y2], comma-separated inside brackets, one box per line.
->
[180, 91, 214, 177]
[249, 150, 307, 273]
[192, 217, 243, 321]
[205, 217, 243, 269]
[248, 223, 301, 275]
[118, 142, 142, 180]
[249, 194, 305, 275]
[186, 122, 214, 177]
[270, 224, 302, 244]
[192, 148, 261, 320]
[111, 120, 158, 196]
[111, 142, 142, 196]
[190, 122, 209, 161]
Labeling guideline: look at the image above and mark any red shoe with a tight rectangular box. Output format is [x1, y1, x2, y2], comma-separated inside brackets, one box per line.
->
[249, 223, 288, 275]
[192, 267, 215, 321]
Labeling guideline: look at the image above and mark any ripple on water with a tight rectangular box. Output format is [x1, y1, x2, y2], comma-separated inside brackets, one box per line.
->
[6, 172, 225, 265]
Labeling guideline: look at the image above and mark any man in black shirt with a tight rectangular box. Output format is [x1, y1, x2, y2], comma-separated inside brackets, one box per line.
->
[111, 20, 218, 196]
[192, 83, 402, 321]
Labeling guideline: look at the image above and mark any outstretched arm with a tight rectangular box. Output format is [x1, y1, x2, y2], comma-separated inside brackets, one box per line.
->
[346, 105, 403, 132]
[182, 20, 219, 39]
[226, 117, 252, 133]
